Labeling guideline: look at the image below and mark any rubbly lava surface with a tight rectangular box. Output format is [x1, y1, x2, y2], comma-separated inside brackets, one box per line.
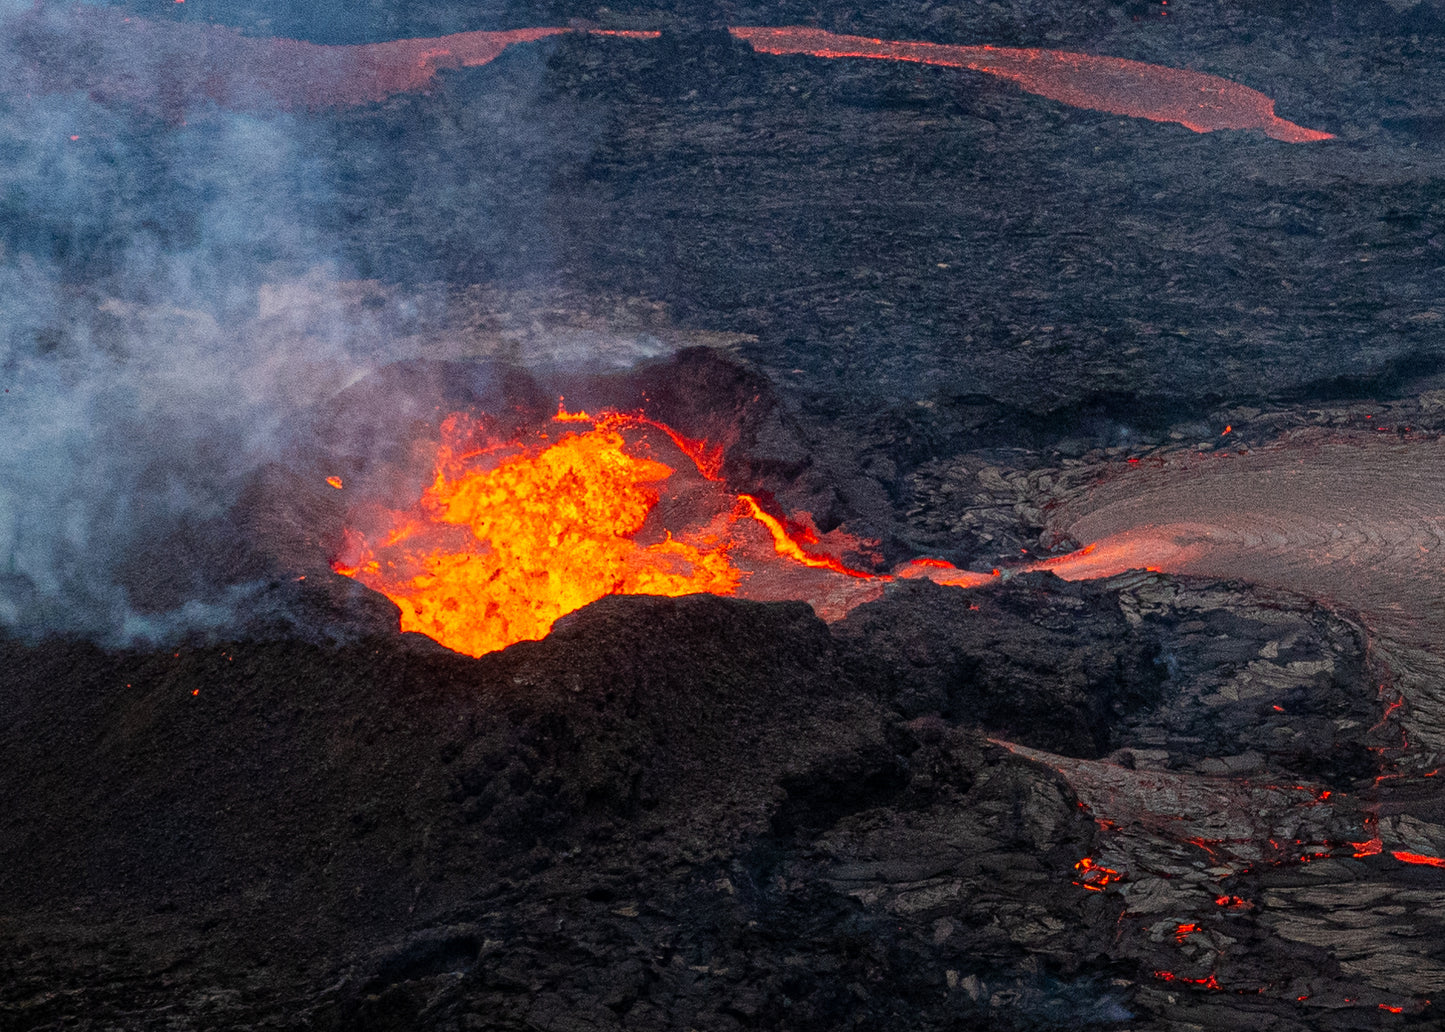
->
[6, 0, 1445, 1030]
[9, 350, 1445, 1030]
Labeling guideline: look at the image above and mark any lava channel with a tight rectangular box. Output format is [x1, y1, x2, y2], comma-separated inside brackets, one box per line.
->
[8, 5, 1331, 140]
[902, 432, 1445, 648]
[1041, 432, 1445, 649]
[728, 26, 1332, 142]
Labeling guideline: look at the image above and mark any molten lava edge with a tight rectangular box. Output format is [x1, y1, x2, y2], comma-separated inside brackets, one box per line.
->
[333, 409, 878, 657]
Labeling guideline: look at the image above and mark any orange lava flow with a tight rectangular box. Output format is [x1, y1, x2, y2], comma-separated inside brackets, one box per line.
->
[891, 529, 1205, 590]
[12, 7, 1330, 140]
[11, 6, 655, 113]
[895, 556, 1000, 588]
[736, 495, 876, 579]
[333, 410, 880, 657]
[728, 26, 1332, 142]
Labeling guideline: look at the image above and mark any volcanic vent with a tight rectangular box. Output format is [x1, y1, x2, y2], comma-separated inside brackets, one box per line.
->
[254, 349, 893, 654]
[13, 351, 1445, 1030]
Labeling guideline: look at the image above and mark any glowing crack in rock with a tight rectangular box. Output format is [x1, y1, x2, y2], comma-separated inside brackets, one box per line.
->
[996, 737, 1354, 877]
[994, 736, 1445, 1007]
[9, 6, 1331, 140]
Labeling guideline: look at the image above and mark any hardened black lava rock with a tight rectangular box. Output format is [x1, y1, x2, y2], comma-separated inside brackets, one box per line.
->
[1, 572, 1428, 1032]
[834, 574, 1166, 758]
[5, 0, 1445, 1028]
[0, 592, 1123, 1032]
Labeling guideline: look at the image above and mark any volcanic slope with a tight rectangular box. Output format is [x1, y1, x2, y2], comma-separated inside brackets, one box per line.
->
[4, 561, 1438, 1030]
[0, 592, 1133, 1031]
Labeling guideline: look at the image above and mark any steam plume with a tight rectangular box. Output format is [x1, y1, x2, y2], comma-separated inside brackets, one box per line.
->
[0, 18, 400, 640]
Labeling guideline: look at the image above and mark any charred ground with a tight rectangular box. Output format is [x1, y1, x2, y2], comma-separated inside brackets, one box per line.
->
[1, 549, 1421, 1030]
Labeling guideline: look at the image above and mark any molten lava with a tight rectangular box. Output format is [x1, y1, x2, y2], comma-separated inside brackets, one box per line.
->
[730, 27, 1332, 142]
[1072, 855, 1123, 891]
[10, 6, 1331, 141]
[334, 409, 879, 657]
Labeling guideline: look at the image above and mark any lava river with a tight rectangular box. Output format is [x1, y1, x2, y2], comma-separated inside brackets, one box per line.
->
[957, 431, 1445, 1009]
[1033, 430, 1445, 758]
[7, 5, 1331, 141]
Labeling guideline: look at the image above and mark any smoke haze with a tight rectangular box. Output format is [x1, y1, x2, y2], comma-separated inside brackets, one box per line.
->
[0, 4, 667, 643]
[0, 7, 405, 641]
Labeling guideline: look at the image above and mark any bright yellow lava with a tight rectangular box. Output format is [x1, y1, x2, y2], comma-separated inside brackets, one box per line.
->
[335, 414, 740, 657]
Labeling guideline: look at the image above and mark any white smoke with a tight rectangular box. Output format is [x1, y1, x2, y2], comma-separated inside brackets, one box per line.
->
[0, 41, 417, 640]
[0, 3, 691, 643]
[0, 261, 427, 639]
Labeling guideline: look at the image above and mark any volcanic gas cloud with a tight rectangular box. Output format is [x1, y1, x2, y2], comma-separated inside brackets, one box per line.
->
[8, 5, 1331, 141]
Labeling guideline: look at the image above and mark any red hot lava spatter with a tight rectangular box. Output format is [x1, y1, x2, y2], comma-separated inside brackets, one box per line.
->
[10, 6, 1332, 141]
[1003, 738, 1440, 1012]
